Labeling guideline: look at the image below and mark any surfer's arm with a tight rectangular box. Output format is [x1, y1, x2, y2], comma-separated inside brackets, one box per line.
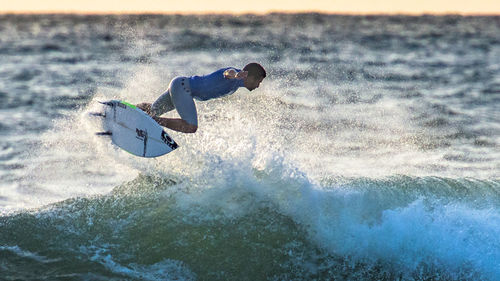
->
[223, 69, 248, 79]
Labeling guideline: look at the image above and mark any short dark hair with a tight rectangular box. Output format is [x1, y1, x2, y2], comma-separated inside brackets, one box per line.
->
[243, 63, 266, 79]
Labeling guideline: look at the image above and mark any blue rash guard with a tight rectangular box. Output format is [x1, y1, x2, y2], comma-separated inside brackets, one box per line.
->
[189, 67, 245, 101]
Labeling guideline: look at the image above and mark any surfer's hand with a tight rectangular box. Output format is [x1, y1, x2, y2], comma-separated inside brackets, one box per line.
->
[223, 69, 237, 79]
[224, 69, 248, 80]
[235, 71, 248, 79]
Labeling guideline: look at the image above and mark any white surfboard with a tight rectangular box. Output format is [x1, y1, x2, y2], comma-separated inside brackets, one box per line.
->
[95, 100, 178, 158]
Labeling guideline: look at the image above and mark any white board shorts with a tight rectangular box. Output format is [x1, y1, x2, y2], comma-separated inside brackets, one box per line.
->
[151, 77, 198, 126]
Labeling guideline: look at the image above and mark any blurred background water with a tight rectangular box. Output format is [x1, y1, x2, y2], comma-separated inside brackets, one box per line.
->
[0, 14, 499, 280]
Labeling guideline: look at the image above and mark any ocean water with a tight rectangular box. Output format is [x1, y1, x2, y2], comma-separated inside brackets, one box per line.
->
[0, 13, 499, 280]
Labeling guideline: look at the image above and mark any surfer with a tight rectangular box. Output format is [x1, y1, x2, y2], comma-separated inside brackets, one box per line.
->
[137, 63, 266, 133]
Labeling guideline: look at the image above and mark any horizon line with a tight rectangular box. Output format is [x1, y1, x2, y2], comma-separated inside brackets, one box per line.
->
[1, 10, 499, 16]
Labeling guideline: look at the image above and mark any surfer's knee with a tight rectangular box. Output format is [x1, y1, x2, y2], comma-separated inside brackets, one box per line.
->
[184, 123, 198, 133]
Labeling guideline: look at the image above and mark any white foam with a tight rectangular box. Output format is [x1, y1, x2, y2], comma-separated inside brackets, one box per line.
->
[86, 245, 196, 281]
[0, 245, 61, 263]
[166, 146, 500, 279]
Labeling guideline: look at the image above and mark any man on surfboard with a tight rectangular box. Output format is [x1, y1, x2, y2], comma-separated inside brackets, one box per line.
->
[137, 63, 266, 133]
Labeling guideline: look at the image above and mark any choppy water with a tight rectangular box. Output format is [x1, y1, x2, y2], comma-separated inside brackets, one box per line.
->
[0, 14, 499, 280]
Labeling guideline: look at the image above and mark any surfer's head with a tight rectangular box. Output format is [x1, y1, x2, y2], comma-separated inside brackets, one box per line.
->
[243, 63, 266, 91]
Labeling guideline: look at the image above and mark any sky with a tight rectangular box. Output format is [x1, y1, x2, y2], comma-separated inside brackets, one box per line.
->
[1, 0, 499, 14]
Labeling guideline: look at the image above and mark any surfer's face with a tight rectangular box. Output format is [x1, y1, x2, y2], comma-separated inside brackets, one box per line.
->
[244, 75, 264, 91]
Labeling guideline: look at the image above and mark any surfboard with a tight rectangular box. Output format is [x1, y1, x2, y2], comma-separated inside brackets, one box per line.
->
[93, 100, 178, 158]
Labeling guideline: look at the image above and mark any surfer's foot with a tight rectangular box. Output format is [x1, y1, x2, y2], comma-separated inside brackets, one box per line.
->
[136, 103, 153, 115]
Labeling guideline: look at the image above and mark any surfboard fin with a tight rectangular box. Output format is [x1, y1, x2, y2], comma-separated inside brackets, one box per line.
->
[96, 131, 112, 136]
[98, 101, 114, 107]
[89, 112, 106, 117]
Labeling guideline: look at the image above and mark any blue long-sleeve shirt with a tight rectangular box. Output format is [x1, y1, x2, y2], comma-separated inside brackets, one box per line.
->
[189, 67, 245, 101]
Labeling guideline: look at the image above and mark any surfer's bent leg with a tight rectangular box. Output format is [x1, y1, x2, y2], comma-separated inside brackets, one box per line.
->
[140, 77, 197, 133]
[169, 77, 198, 129]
